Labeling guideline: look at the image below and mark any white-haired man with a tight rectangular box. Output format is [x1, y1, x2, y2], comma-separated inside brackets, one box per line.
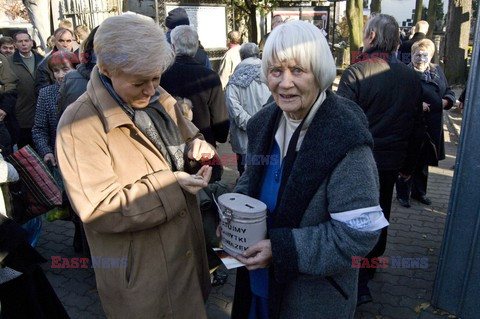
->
[160, 25, 229, 182]
[337, 14, 424, 306]
[398, 20, 429, 64]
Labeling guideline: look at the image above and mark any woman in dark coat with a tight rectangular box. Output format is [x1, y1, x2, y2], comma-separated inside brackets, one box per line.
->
[396, 38, 456, 207]
[230, 20, 388, 319]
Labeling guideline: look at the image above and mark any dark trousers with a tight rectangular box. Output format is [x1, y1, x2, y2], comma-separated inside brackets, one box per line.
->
[17, 127, 33, 149]
[237, 153, 246, 176]
[0, 122, 13, 156]
[396, 163, 429, 200]
[359, 170, 398, 289]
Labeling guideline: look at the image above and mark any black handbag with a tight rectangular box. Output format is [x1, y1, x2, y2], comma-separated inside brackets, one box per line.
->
[422, 132, 438, 166]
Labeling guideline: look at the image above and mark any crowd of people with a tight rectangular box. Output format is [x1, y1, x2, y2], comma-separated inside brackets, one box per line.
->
[0, 9, 462, 319]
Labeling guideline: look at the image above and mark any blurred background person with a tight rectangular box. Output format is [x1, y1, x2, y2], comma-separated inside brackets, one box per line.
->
[396, 39, 455, 207]
[160, 25, 228, 182]
[225, 42, 270, 176]
[218, 30, 242, 90]
[258, 15, 284, 54]
[74, 25, 90, 46]
[7, 31, 43, 148]
[0, 36, 15, 57]
[0, 53, 18, 156]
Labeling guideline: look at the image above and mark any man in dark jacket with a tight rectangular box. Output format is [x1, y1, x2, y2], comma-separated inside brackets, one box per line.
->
[337, 14, 424, 305]
[7, 31, 43, 148]
[398, 20, 429, 64]
[161, 25, 229, 181]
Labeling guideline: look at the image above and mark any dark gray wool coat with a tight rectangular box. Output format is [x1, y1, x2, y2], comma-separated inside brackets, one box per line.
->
[233, 91, 382, 319]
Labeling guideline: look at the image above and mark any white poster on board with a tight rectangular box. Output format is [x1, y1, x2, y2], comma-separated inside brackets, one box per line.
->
[166, 5, 227, 49]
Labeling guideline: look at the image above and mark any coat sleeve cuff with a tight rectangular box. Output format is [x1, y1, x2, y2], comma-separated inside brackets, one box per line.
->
[147, 170, 186, 221]
[269, 227, 298, 282]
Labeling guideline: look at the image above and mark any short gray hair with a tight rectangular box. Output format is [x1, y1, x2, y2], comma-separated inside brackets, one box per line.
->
[364, 14, 400, 53]
[261, 20, 336, 93]
[171, 25, 199, 57]
[240, 42, 259, 60]
[94, 13, 174, 77]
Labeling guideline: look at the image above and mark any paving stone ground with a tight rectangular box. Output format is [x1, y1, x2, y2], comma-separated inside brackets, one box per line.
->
[36, 88, 464, 319]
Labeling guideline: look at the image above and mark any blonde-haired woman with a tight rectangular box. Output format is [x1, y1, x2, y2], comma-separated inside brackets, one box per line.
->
[231, 20, 388, 319]
[56, 13, 214, 318]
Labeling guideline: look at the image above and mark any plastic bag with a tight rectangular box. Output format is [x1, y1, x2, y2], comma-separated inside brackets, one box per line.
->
[44, 206, 70, 222]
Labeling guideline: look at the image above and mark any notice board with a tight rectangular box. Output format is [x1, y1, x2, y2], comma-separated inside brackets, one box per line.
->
[166, 4, 227, 49]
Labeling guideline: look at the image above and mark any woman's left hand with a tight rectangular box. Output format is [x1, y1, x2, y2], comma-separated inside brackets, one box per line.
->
[188, 138, 215, 161]
[235, 239, 272, 270]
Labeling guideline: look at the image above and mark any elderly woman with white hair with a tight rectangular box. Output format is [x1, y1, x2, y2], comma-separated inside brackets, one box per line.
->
[231, 20, 388, 319]
[56, 14, 214, 318]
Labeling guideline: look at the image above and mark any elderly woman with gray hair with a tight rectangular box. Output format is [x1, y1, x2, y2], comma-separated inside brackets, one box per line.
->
[225, 42, 271, 176]
[56, 14, 214, 318]
[231, 20, 388, 319]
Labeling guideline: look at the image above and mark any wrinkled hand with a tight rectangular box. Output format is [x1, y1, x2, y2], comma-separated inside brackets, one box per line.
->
[188, 138, 215, 161]
[235, 239, 272, 270]
[43, 153, 57, 166]
[398, 172, 411, 182]
[174, 165, 212, 195]
[442, 99, 450, 109]
[422, 102, 430, 112]
[0, 109, 6, 121]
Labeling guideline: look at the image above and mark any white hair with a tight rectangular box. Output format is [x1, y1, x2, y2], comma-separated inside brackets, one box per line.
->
[171, 25, 199, 57]
[94, 13, 174, 77]
[415, 20, 429, 34]
[261, 20, 336, 93]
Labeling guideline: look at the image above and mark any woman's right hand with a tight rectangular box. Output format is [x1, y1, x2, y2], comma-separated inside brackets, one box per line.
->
[174, 165, 212, 195]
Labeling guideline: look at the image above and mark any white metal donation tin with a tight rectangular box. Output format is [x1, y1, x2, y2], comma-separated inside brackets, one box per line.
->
[217, 193, 267, 257]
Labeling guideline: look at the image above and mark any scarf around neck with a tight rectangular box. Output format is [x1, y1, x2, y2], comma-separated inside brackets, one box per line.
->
[99, 70, 185, 171]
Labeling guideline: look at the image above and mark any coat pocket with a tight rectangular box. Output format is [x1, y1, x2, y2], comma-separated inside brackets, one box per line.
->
[124, 240, 136, 288]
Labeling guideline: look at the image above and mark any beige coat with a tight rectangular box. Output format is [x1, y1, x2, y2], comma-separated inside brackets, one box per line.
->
[56, 66, 210, 318]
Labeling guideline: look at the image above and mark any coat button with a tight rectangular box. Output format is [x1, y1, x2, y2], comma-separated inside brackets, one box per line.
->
[186, 250, 192, 257]
[180, 210, 187, 217]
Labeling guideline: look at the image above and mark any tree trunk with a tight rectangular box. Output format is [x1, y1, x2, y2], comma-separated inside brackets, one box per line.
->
[248, 6, 257, 43]
[426, 0, 437, 38]
[346, 0, 364, 53]
[370, 0, 382, 14]
[444, 0, 472, 84]
[414, 0, 423, 23]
